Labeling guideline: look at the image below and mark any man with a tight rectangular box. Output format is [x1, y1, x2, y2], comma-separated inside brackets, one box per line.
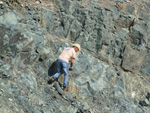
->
[49, 43, 81, 91]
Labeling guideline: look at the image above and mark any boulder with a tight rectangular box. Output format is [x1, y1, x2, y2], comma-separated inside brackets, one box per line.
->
[131, 23, 149, 46]
[122, 46, 147, 72]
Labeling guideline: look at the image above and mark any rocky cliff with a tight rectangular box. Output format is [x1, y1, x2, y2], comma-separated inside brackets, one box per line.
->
[0, 0, 150, 113]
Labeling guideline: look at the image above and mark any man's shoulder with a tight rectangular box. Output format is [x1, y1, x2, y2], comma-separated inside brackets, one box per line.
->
[64, 47, 72, 51]
[64, 47, 74, 51]
[70, 48, 75, 52]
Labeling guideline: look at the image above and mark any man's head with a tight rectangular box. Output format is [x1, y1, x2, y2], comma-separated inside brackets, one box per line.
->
[72, 43, 81, 52]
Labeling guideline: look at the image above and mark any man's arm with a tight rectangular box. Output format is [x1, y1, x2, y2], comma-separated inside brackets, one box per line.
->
[70, 58, 75, 70]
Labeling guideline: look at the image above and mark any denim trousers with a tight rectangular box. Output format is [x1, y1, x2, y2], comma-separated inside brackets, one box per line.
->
[53, 59, 69, 87]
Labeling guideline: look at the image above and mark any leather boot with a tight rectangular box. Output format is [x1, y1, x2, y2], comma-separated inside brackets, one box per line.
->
[63, 86, 68, 92]
[48, 77, 55, 84]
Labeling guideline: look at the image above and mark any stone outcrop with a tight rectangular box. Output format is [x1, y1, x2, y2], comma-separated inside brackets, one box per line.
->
[122, 46, 147, 72]
[0, 0, 150, 113]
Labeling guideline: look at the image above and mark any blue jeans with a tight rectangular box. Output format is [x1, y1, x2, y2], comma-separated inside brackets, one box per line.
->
[53, 59, 69, 87]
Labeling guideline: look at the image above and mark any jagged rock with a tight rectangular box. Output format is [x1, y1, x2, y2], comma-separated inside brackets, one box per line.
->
[0, 24, 6, 38]
[140, 51, 150, 76]
[122, 46, 147, 72]
[131, 23, 149, 46]
[0, 0, 150, 113]
[0, 12, 18, 26]
[139, 92, 150, 106]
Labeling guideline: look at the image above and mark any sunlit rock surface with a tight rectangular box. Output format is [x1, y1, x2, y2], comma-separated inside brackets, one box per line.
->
[0, 0, 150, 113]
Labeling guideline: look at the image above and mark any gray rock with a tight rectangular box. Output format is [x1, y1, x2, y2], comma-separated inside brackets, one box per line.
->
[0, 12, 18, 27]
[131, 23, 149, 46]
[0, 24, 6, 38]
[0, 0, 150, 113]
[140, 51, 150, 76]
[125, 4, 136, 14]
[122, 46, 147, 72]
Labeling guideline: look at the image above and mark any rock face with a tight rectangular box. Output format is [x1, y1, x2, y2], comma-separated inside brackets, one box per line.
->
[122, 46, 147, 72]
[0, 0, 150, 113]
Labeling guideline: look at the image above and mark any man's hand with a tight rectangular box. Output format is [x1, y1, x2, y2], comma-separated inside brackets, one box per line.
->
[70, 58, 74, 71]
[70, 67, 73, 71]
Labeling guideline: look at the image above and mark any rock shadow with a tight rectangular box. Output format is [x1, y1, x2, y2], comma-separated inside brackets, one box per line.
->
[48, 60, 57, 77]
[47, 60, 62, 87]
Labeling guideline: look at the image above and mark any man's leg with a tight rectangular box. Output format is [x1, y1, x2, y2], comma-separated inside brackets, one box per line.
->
[49, 59, 62, 84]
[53, 59, 62, 79]
[62, 62, 69, 88]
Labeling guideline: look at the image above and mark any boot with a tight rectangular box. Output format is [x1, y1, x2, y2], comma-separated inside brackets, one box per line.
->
[48, 77, 55, 84]
[63, 86, 68, 92]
